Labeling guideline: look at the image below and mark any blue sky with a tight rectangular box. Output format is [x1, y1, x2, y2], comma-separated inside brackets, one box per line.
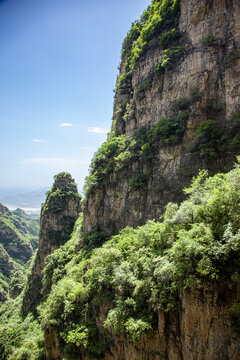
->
[0, 0, 150, 191]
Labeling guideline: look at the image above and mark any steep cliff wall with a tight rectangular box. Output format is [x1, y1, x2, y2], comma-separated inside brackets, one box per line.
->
[22, 173, 81, 313]
[45, 283, 240, 360]
[83, 0, 240, 236]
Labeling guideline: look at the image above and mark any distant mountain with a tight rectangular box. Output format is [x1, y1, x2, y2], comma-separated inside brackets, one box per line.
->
[0, 187, 49, 215]
[0, 203, 40, 301]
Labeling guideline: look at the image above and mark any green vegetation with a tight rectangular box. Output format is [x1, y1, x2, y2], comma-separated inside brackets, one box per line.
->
[115, 0, 183, 107]
[128, 171, 148, 191]
[43, 172, 81, 215]
[121, 0, 180, 72]
[158, 28, 183, 48]
[190, 114, 240, 159]
[40, 161, 240, 356]
[0, 297, 44, 360]
[154, 44, 187, 74]
[0, 206, 40, 302]
[189, 86, 202, 102]
[84, 111, 188, 195]
[85, 83, 202, 195]
[191, 119, 225, 158]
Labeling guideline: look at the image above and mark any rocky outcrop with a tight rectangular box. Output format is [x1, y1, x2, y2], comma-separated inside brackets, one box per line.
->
[0, 204, 42, 303]
[83, 0, 240, 236]
[0, 244, 14, 278]
[0, 203, 9, 215]
[22, 173, 81, 314]
[44, 282, 240, 360]
[0, 205, 34, 262]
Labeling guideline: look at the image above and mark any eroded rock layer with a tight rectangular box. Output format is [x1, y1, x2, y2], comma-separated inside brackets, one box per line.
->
[44, 282, 240, 360]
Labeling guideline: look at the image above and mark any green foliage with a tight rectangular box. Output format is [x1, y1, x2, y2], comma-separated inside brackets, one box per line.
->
[158, 28, 183, 49]
[84, 114, 188, 195]
[228, 117, 240, 151]
[191, 119, 225, 158]
[128, 171, 148, 191]
[170, 97, 190, 112]
[43, 172, 80, 215]
[42, 215, 83, 296]
[189, 86, 202, 102]
[154, 45, 188, 74]
[40, 161, 240, 355]
[84, 226, 107, 250]
[115, 0, 182, 96]
[0, 207, 40, 302]
[83, 133, 128, 195]
[124, 0, 181, 69]
[0, 297, 44, 360]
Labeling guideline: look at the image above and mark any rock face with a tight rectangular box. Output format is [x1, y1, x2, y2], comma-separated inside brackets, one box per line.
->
[22, 173, 81, 313]
[44, 282, 240, 360]
[83, 0, 240, 236]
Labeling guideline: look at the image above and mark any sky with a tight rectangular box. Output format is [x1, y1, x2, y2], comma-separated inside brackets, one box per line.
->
[0, 0, 150, 192]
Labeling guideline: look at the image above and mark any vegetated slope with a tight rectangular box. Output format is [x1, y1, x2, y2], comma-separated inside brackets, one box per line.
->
[0, 295, 45, 360]
[40, 161, 240, 360]
[0, 172, 82, 360]
[83, 0, 240, 235]
[0, 203, 40, 301]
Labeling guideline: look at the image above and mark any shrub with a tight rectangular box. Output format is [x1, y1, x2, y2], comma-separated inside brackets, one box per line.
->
[189, 86, 202, 102]
[191, 119, 225, 158]
[128, 171, 148, 191]
[155, 45, 188, 75]
[170, 97, 190, 112]
[158, 28, 183, 49]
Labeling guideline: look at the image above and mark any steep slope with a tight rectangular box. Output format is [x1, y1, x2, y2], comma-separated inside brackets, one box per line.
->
[22, 172, 82, 314]
[0, 204, 40, 301]
[41, 162, 240, 360]
[83, 0, 240, 236]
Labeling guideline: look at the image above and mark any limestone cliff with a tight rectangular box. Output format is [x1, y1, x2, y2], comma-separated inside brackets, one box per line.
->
[83, 0, 240, 236]
[22, 173, 81, 313]
[45, 282, 240, 360]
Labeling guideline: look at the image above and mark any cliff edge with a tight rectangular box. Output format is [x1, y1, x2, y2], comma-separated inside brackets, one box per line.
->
[83, 0, 240, 236]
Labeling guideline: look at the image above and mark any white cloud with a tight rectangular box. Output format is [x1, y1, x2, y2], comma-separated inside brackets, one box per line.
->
[88, 127, 109, 134]
[33, 139, 44, 143]
[59, 122, 73, 127]
[81, 146, 97, 150]
[20, 157, 88, 166]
